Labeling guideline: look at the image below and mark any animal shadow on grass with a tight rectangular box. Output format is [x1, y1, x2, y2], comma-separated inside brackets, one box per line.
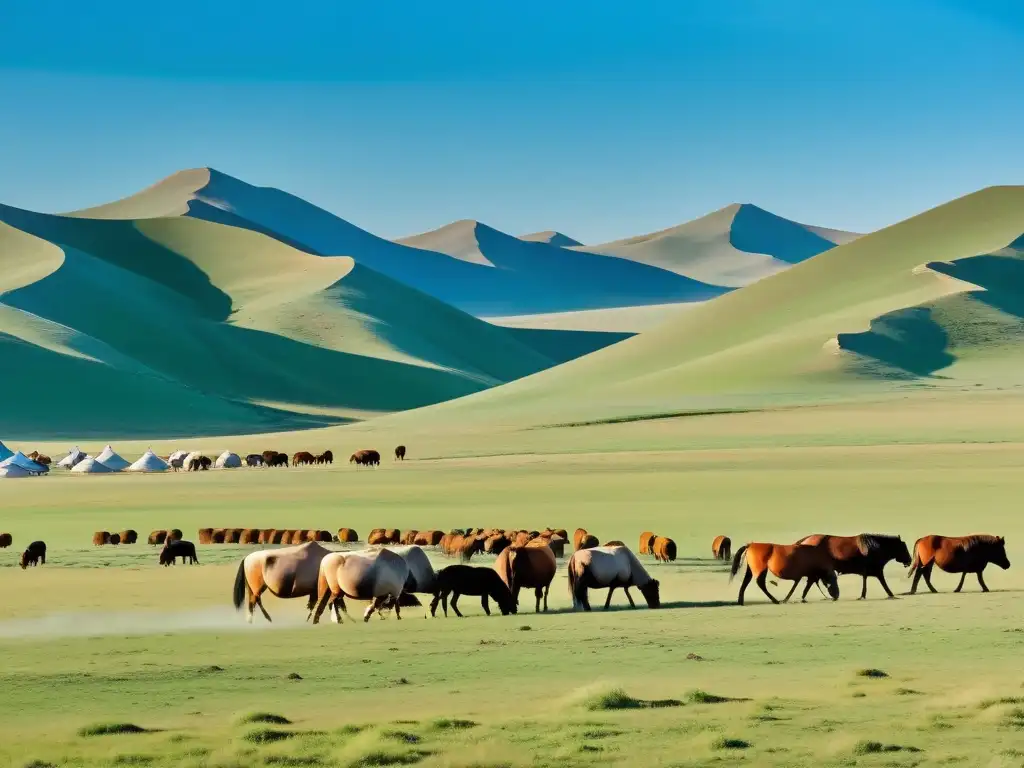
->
[546, 599, 734, 617]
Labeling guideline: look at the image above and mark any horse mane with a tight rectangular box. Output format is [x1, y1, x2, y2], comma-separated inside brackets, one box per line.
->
[961, 534, 1002, 551]
[856, 533, 902, 554]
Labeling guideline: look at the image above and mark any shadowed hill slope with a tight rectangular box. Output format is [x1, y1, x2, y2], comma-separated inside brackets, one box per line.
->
[518, 230, 583, 247]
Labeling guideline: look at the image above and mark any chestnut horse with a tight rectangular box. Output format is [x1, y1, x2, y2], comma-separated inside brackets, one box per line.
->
[788, 533, 911, 600]
[495, 543, 557, 612]
[908, 535, 1010, 593]
[729, 542, 839, 606]
[638, 531, 656, 555]
[712, 535, 732, 560]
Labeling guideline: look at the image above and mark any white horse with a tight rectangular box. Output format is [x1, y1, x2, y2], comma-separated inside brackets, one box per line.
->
[567, 545, 661, 611]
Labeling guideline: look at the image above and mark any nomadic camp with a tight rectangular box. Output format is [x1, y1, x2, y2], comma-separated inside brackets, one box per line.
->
[71, 457, 118, 474]
[0, 465, 32, 479]
[95, 445, 131, 471]
[0, 440, 13, 462]
[128, 450, 170, 473]
[0, 451, 49, 475]
[215, 451, 242, 469]
[56, 447, 86, 469]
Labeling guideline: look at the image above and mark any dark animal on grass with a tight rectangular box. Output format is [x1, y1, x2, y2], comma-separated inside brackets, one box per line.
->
[712, 535, 732, 561]
[93, 531, 111, 546]
[788, 533, 911, 600]
[652, 536, 677, 563]
[337, 528, 359, 543]
[908, 534, 1010, 594]
[313, 530, 333, 543]
[567, 545, 659, 611]
[109, 533, 121, 546]
[431, 565, 516, 617]
[578, 534, 599, 551]
[349, 449, 381, 467]
[35, 455, 51, 466]
[0, 533, 12, 549]
[546, 537, 566, 558]
[270, 530, 288, 544]
[211, 529, 228, 544]
[160, 539, 199, 566]
[233, 541, 332, 623]
[119, 529, 138, 545]
[188, 456, 211, 472]
[495, 542, 557, 613]
[317, 450, 334, 465]
[639, 531, 656, 555]
[168, 529, 183, 542]
[148, 530, 168, 546]
[263, 451, 288, 467]
[484, 534, 511, 556]
[395, 445, 406, 461]
[292, 451, 316, 467]
[729, 541, 839, 606]
[20, 541, 46, 569]
[245, 454, 265, 467]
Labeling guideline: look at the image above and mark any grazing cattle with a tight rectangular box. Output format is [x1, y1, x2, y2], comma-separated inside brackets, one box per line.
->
[36, 455, 51, 466]
[431, 565, 516, 617]
[211, 529, 228, 544]
[160, 539, 199, 565]
[245, 454, 265, 468]
[908, 535, 1010, 594]
[730, 541, 839, 606]
[0, 533, 12, 549]
[495, 543, 558, 613]
[93, 531, 111, 546]
[120, 529, 138, 545]
[484, 534, 512, 556]
[368, 530, 391, 546]
[109, 533, 121, 546]
[349, 449, 381, 467]
[239, 529, 260, 545]
[20, 541, 46, 569]
[337, 528, 359, 543]
[789, 533, 912, 600]
[568, 545, 660, 611]
[639, 532, 656, 555]
[605, 540, 625, 547]
[712, 535, 732, 561]
[413, 530, 444, 546]
[573, 528, 590, 551]
[198, 528, 214, 545]
[394, 445, 406, 461]
[292, 451, 316, 466]
[317, 450, 334, 465]
[401, 530, 419, 545]
[233, 541, 332, 623]
[311, 549, 417, 624]
[653, 536, 677, 562]
[148, 530, 168, 546]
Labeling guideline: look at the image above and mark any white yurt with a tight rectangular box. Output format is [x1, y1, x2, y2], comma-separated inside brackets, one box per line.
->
[95, 445, 131, 471]
[215, 450, 242, 469]
[0, 440, 13, 462]
[0, 464, 32, 478]
[56, 446, 87, 469]
[71, 456, 118, 474]
[128, 449, 170, 473]
[0, 451, 49, 475]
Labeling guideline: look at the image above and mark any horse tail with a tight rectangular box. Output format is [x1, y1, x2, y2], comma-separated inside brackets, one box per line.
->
[232, 556, 249, 610]
[729, 544, 749, 582]
[567, 557, 577, 603]
[906, 544, 921, 578]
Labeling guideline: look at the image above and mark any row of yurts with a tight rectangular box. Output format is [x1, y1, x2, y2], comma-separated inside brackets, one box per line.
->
[0, 440, 241, 477]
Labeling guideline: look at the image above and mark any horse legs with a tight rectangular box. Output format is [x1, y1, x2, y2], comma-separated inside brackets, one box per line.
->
[876, 571, 895, 599]
[781, 579, 801, 603]
[256, 595, 272, 623]
[954, 572, 967, 593]
[363, 597, 383, 622]
[859, 574, 869, 600]
[451, 592, 463, 617]
[574, 580, 591, 612]
[756, 570, 779, 604]
[513, 584, 522, 611]
[603, 586, 616, 609]
[910, 564, 923, 594]
[800, 578, 816, 602]
[921, 562, 938, 593]
[481, 594, 491, 616]
[534, 586, 543, 613]
[394, 595, 402, 620]
[737, 566, 753, 606]
[624, 587, 636, 608]
[310, 588, 331, 624]
[429, 591, 445, 617]
[977, 569, 990, 593]
[542, 583, 550, 612]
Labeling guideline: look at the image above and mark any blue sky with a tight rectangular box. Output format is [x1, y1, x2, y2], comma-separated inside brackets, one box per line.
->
[1, 0, 1022, 242]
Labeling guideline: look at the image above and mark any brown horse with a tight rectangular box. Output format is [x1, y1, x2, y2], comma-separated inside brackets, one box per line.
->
[638, 531, 656, 555]
[546, 537, 566, 559]
[484, 534, 512, 556]
[414, 530, 444, 546]
[350, 449, 381, 466]
[337, 528, 360, 543]
[109, 533, 121, 545]
[789, 534, 911, 600]
[93, 531, 111, 546]
[317, 450, 334, 465]
[233, 542, 331, 622]
[567, 546, 660, 611]
[148, 530, 168, 546]
[120, 529, 138, 544]
[36, 455, 51, 466]
[266, 451, 289, 467]
[160, 540, 199, 565]
[712, 535, 732, 560]
[20, 541, 46, 569]
[652, 537, 677, 562]
[239, 529, 260, 545]
[573, 528, 589, 551]
[368, 530, 391, 546]
[395, 445, 406, 461]
[578, 534, 599, 550]
[292, 451, 316, 466]
[908, 535, 1010, 593]
[430, 565, 516, 617]
[495, 543, 557, 612]
[400, 530, 418, 545]
[730, 542, 839, 605]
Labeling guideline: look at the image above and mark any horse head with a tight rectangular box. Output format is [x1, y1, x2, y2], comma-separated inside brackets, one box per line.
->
[640, 579, 661, 608]
[890, 537, 912, 567]
[992, 537, 1011, 570]
[822, 571, 840, 600]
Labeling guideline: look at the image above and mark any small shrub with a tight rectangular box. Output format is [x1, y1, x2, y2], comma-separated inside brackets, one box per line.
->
[112, 756, 155, 766]
[895, 688, 922, 696]
[431, 718, 478, 730]
[851, 692, 867, 698]
[856, 668, 889, 679]
[584, 689, 645, 711]
[518, 625, 532, 632]
[687, 689, 731, 704]
[238, 713, 292, 726]
[287, 673, 303, 681]
[348, 751, 429, 767]
[78, 723, 148, 737]
[712, 737, 750, 750]
[380, 731, 420, 744]
[22, 761, 56, 768]
[336, 725, 367, 735]
[242, 729, 295, 744]
[853, 741, 921, 755]
[979, 696, 1024, 710]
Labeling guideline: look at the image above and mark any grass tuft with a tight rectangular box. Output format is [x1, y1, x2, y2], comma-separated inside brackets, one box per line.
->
[853, 741, 921, 755]
[22, 762, 56, 768]
[855, 668, 889, 678]
[711, 737, 750, 750]
[287, 673, 303, 681]
[379, 731, 420, 744]
[78, 723, 148, 737]
[263, 757, 324, 766]
[979, 696, 1024, 710]
[348, 750, 430, 767]
[687, 689, 732, 704]
[238, 713, 292, 726]
[430, 718, 478, 731]
[112, 756, 155, 765]
[895, 688, 922, 696]
[584, 689, 645, 711]
[241, 729, 295, 744]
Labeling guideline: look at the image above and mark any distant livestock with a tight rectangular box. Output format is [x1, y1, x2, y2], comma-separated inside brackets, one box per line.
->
[160, 539, 199, 566]
[35, 455, 51, 466]
[198, 528, 214, 544]
[712, 535, 732, 561]
[652, 536, 677, 562]
[401, 530, 419, 545]
[413, 530, 444, 546]
[568, 545, 660, 611]
[337, 528, 359, 543]
[263, 451, 289, 467]
[394, 445, 406, 461]
[120, 529, 138, 544]
[109, 533, 121, 546]
[578, 534, 599, 551]
[350, 449, 381, 466]
[573, 528, 591, 551]
[292, 451, 316, 466]
[317, 450, 334, 465]
[0, 533, 12, 548]
[188, 456, 212, 471]
[148, 530, 168, 546]
[93, 531, 111, 546]
[604, 540, 625, 547]
[239, 529, 260, 545]
[729, 541, 839, 606]
[245, 454, 264, 467]
[908, 534, 1010, 594]
[639, 532, 656, 555]
[431, 565, 516, 617]
[791, 533, 911, 600]
[20, 541, 47, 569]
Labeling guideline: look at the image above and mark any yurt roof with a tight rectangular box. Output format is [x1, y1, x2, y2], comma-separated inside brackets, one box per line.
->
[0, 451, 48, 474]
[0, 464, 32, 478]
[215, 450, 241, 468]
[71, 457, 118, 474]
[0, 440, 13, 462]
[128, 449, 170, 473]
[96, 444, 131, 471]
[56, 447, 86, 468]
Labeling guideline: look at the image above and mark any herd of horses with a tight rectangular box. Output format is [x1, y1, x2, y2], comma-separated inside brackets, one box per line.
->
[165, 445, 405, 471]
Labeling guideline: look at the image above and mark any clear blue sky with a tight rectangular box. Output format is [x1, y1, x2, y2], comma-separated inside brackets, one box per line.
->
[1, 0, 1022, 242]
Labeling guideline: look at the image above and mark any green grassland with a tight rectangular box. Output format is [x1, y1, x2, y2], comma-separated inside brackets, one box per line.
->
[3, 396, 1024, 767]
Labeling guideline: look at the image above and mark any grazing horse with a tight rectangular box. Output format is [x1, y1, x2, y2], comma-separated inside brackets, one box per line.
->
[414, 530, 444, 546]
[908, 535, 1010, 594]
[495, 542, 558, 612]
[431, 565, 516, 617]
[395, 445, 406, 461]
[317, 450, 334, 465]
[729, 542, 839, 606]
[337, 528, 359, 543]
[712, 535, 732, 560]
[573, 528, 590, 551]
[20, 541, 47, 569]
[148, 530, 168, 546]
[35, 455, 51, 466]
[120, 529, 138, 545]
[188, 456, 211, 472]
[233, 542, 332, 623]
[568, 545, 660, 611]
[0, 533, 12, 548]
[93, 531, 111, 546]
[384, 545, 437, 595]
[109, 533, 121, 545]
[639, 532, 656, 555]
[484, 533, 512, 556]
[788, 534, 911, 600]
[245, 454, 264, 467]
[292, 451, 316, 466]
[160, 539, 199, 565]
[312, 549, 417, 624]
[263, 451, 288, 467]
[652, 537, 677, 562]
[350, 449, 381, 466]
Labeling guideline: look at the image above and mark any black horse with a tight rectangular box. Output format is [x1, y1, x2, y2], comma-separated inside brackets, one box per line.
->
[430, 565, 517, 617]
[20, 541, 46, 569]
[160, 539, 199, 566]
